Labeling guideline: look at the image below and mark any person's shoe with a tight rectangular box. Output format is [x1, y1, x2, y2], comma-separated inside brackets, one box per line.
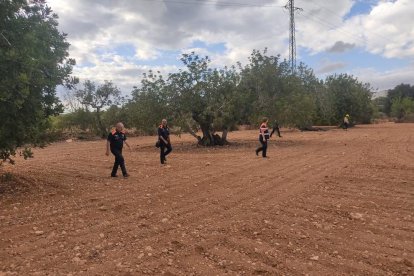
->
[111, 175, 118, 178]
[255, 150, 259, 156]
[123, 174, 130, 178]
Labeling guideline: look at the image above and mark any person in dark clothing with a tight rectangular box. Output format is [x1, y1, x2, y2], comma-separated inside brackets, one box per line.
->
[106, 122, 131, 177]
[270, 121, 282, 138]
[255, 117, 270, 158]
[158, 119, 172, 164]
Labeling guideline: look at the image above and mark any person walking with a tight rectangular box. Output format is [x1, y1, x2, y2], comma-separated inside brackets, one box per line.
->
[343, 114, 350, 130]
[158, 119, 172, 164]
[106, 122, 130, 177]
[270, 121, 282, 138]
[255, 117, 271, 158]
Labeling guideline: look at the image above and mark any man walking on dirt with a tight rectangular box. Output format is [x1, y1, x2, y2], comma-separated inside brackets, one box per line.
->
[270, 121, 282, 138]
[106, 122, 130, 177]
[255, 117, 271, 158]
[158, 119, 172, 165]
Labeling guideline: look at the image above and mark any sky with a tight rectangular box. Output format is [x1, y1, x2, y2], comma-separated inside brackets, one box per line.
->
[47, 0, 414, 97]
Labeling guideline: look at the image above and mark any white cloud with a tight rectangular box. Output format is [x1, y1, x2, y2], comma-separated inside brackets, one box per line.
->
[47, 0, 413, 94]
[353, 63, 414, 91]
[296, 0, 414, 59]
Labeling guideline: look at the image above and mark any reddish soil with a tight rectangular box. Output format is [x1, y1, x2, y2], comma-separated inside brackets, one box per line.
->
[0, 123, 413, 275]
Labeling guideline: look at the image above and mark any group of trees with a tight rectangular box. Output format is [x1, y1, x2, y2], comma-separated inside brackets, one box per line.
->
[56, 50, 374, 146]
[376, 84, 414, 121]
[106, 50, 375, 146]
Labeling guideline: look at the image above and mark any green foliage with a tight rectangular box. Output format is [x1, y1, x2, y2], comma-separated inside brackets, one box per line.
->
[167, 53, 241, 145]
[128, 54, 241, 145]
[372, 96, 388, 114]
[237, 49, 318, 128]
[385, 84, 414, 115]
[324, 74, 373, 124]
[391, 97, 414, 120]
[73, 80, 122, 137]
[125, 50, 378, 143]
[50, 109, 96, 132]
[127, 71, 169, 134]
[0, 0, 74, 163]
[102, 105, 129, 130]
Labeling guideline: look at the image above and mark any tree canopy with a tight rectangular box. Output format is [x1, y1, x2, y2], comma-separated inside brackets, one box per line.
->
[0, 0, 75, 163]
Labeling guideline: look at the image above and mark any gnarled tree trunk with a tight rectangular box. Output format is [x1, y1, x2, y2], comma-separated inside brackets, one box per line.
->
[192, 113, 229, 146]
[198, 124, 229, 146]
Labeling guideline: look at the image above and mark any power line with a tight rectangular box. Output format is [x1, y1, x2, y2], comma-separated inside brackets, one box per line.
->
[298, 11, 368, 46]
[137, 0, 284, 8]
[305, 0, 391, 44]
[285, 0, 302, 72]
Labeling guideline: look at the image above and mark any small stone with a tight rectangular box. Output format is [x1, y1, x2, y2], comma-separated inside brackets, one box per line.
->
[310, 256, 319, 261]
[205, 162, 211, 166]
[161, 218, 169, 223]
[72, 257, 86, 265]
[99, 233, 105, 238]
[404, 259, 413, 267]
[350, 212, 364, 220]
[35, 231, 44, 236]
[138, 253, 144, 259]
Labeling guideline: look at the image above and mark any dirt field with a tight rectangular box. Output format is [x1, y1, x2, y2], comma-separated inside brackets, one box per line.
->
[0, 123, 413, 275]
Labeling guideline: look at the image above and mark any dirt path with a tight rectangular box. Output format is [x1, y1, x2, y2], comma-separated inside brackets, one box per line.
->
[1, 123, 413, 275]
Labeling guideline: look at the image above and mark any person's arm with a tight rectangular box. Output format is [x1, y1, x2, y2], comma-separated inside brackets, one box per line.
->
[124, 140, 131, 149]
[106, 140, 110, 156]
[158, 128, 169, 144]
[160, 136, 168, 144]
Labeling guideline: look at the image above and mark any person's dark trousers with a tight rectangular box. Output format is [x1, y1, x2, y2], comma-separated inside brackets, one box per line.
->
[160, 142, 172, 164]
[256, 136, 268, 157]
[111, 148, 127, 176]
[343, 123, 348, 130]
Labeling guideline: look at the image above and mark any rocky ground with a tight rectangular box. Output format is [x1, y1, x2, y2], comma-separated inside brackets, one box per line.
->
[0, 123, 413, 275]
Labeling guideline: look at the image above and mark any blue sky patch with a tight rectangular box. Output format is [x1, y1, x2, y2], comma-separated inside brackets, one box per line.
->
[345, 0, 376, 19]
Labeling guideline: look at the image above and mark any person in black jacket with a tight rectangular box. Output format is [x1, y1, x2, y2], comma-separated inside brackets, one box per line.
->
[106, 122, 131, 177]
[158, 119, 172, 164]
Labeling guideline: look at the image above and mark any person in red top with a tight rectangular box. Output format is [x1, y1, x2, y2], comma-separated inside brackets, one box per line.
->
[255, 117, 271, 158]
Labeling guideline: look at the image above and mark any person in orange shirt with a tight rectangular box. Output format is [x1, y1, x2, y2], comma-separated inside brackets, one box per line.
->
[255, 117, 271, 158]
